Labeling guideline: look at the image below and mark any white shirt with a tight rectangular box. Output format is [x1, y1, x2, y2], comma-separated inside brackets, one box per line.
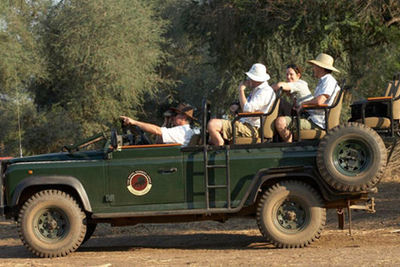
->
[241, 81, 276, 128]
[287, 79, 313, 105]
[308, 74, 340, 129]
[161, 124, 194, 147]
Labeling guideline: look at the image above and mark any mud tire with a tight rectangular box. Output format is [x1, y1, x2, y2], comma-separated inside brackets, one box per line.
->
[256, 181, 326, 248]
[317, 122, 387, 192]
[17, 190, 86, 257]
[81, 223, 97, 245]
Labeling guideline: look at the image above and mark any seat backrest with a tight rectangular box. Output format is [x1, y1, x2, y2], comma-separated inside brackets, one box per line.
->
[262, 98, 281, 139]
[392, 80, 400, 120]
[299, 82, 345, 140]
[187, 134, 202, 146]
[327, 87, 344, 130]
[384, 81, 395, 97]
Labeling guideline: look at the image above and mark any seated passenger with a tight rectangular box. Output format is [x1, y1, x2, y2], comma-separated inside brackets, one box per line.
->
[120, 104, 196, 147]
[208, 63, 276, 146]
[275, 53, 340, 142]
[271, 64, 313, 116]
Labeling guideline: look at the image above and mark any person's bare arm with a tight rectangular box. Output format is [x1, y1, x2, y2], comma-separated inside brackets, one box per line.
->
[120, 116, 162, 136]
[271, 82, 291, 91]
[301, 94, 328, 106]
[238, 81, 248, 111]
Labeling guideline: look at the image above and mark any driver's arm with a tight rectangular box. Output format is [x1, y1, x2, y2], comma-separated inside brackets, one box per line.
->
[120, 116, 162, 136]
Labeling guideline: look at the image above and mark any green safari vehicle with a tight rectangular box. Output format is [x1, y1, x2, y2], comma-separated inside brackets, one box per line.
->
[0, 99, 388, 257]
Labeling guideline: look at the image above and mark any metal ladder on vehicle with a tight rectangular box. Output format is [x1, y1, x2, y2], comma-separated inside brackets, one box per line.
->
[203, 146, 231, 210]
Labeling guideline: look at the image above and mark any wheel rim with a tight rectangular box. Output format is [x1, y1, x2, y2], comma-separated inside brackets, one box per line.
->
[275, 199, 307, 233]
[33, 208, 70, 242]
[333, 139, 371, 176]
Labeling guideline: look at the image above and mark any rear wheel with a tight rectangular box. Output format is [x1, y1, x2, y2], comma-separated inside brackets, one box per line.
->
[18, 190, 86, 257]
[256, 181, 326, 248]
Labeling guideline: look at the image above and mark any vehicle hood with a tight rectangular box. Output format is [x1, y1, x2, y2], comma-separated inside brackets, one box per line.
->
[6, 150, 105, 164]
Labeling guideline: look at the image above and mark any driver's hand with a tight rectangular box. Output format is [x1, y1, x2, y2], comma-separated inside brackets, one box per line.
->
[120, 116, 136, 126]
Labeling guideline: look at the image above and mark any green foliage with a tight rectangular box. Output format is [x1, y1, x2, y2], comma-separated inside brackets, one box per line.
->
[140, 0, 219, 122]
[1, 0, 400, 155]
[0, 93, 37, 156]
[0, 1, 50, 157]
[182, 0, 400, 106]
[33, 0, 167, 134]
[0, 1, 48, 95]
[22, 105, 83, 155]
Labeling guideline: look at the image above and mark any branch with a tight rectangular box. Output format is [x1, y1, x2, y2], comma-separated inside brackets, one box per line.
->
[386, 17, 400, 26]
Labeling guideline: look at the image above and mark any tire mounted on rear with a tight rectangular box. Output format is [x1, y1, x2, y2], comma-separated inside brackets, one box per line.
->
[317, 122, 387, 192]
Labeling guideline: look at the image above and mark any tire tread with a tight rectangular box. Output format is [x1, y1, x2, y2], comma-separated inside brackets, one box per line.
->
[17, 190, 86, 258]
[317, 122, 386, 192]
[256, 181, 326, 248]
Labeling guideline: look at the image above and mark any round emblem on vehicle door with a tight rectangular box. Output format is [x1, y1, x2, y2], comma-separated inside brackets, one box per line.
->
[126, 170, 152, 196]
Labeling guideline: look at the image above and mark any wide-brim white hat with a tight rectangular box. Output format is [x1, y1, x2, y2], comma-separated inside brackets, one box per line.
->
[307, 53, 340, 73]
[245, 63, 270, 82]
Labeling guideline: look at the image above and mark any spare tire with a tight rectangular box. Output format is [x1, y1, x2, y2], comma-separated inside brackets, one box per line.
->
[317, 122, 386, 192]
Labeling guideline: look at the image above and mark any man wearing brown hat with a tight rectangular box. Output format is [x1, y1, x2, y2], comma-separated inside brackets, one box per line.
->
[120, 104, 196, 146]
[275, 53, 340, 142]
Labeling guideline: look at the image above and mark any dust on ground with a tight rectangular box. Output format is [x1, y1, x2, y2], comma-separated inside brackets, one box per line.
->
[1, 174, 400, 266]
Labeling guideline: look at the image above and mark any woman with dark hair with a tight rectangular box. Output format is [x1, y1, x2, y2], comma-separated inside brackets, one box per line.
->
[272, 64, 313, 114]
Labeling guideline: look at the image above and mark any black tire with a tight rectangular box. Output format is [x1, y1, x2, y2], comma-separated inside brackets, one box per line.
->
[17, 190, 86, 258]
[256, 181, 326, 248]
[81, 223, 97, 245]
[317, 122, 387, 192]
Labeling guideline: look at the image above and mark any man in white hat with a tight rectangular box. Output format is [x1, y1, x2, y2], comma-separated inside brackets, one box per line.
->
[120, 104, 196, 147]
[208, 63, 275, 146]
[275, 53, 340, 142]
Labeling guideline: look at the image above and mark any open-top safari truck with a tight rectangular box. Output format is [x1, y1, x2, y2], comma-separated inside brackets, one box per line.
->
[0, 87, 389, 257]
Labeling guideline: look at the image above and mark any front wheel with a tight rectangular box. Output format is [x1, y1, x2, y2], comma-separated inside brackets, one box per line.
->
[256, 181, 326, 248]
[81, 223, 97, 245]
[18, 190, 87, 257]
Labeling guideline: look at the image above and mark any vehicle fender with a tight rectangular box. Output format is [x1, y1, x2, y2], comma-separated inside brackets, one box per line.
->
[246, 167, 330, 205]
[11, 175, 92, 212]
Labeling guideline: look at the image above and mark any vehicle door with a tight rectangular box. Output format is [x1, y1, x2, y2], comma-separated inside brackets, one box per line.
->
[106, 144, 185, 211]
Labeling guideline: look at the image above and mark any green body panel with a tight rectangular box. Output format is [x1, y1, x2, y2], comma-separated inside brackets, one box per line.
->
[2, 142, 318, 216]
[106, 146, 184, 211]
[183, 145, 317, 209]
[4, 151, 106, 211]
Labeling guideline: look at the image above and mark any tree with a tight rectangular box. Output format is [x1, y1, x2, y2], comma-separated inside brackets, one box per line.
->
[32, 0, 167, 135]
[0, 0, 49, 156]
[140, 0, 220, 123]
[181, 0, 400, 112]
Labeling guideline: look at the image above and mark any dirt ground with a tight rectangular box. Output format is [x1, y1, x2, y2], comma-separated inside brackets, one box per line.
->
[1, 174, 400, 266]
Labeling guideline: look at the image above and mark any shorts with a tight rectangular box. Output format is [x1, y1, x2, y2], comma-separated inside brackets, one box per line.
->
[221, 120, 259, 140]
[284, 116, 322, 131]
